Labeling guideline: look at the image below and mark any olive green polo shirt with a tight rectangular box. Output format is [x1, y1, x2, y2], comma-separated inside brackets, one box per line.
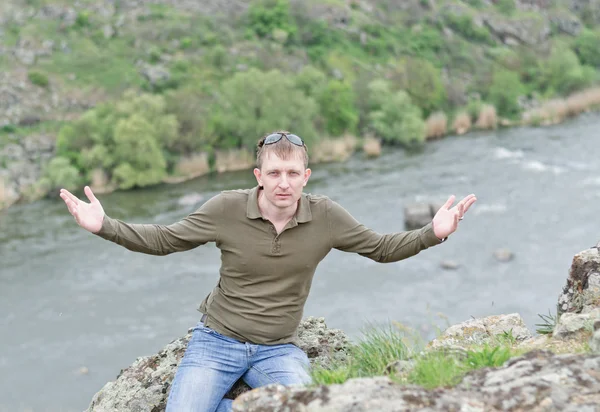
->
[95, 186, 442, 345]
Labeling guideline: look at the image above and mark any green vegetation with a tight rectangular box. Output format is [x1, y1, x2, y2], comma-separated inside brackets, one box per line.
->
[535, 310, 559, 335]
[310, 323, 521, 389]
[2, 0, 599, 195]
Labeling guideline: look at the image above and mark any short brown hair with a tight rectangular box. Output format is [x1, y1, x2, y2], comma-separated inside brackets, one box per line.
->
[256, 131, 309, 169]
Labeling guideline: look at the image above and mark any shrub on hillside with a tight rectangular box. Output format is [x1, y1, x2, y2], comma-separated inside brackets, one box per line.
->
[56, 91, 178, 190]
[247, 0, 296, 41]
[318, 80, 359, 137]
[28, 71, 49, 88]
[444, 12, 493, 44]
[573, 30, 600, 68]
[210, 68, 318, 149]
[487, 70, 524, 118]
[390, 58, 447, 117]
[295, 65, 327, 98]
[537, 45, 598, 96]
[367, 80, 425, 146]
[37, 157, 82, 193]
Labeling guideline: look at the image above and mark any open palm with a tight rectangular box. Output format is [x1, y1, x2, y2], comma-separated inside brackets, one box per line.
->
[59, 186, 105, 233]
[432, 194, 477, 240]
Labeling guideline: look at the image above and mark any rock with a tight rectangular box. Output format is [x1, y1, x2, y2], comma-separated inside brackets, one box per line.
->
[493, 248, 514, 262]
[403, 202, 443, 230]
[102, 24, 115, 39]
[557, 248, 600, 317]
[139, 63, 171, 87]
[483, 14, 551, 46]
[232, 350, 600, 411]
[440, 260, 460, 270]
[177, 193, 204, 207]
[553, 308, 600, 339]
[85, 317, 348, 412]
[549, 13, 583, 36]
[384, 359, 416, 376]
[429, 313, 532, 350]
[590, 330, 600, 354]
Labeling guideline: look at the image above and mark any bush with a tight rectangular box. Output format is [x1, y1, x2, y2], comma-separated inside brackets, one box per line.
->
[445, 13, 492, 44]
[247, 0, 296, 41]
[390, 58, 447, 117]
[487, 70, 524, 118]
[538, 45, 597, 96]
[39, 157, 82, 193]
[317, 80, 358, 137]
[573, 30, 600, 68]
[28, 71, 49, 88]
[56, 90, 178, 189]
[367, 80, 425, 146]
[295, 65, 327, 98]
[210, 68, 318, 149]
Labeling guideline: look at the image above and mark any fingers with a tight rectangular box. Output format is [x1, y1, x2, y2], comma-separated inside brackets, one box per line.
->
[442, 195, 456, 210]
[60, 188, 81, 206]
[84, 186, 98, 204]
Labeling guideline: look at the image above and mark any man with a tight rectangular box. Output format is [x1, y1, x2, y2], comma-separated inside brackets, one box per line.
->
[59, 131, 476, 411]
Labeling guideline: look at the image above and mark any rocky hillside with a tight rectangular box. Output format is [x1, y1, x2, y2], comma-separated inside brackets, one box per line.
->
[1, 0, 599, 211]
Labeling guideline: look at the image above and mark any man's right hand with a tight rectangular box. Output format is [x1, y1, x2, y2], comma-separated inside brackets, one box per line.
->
[60, 186, 105, 234]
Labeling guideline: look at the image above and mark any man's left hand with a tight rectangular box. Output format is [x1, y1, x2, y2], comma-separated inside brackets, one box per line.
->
[432, 194, 477, 240]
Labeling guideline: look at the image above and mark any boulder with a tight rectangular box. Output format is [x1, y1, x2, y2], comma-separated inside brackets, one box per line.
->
[86, 317, 349, 412]
[232, 350, 600, 411]
[483, 14, 551, 46]
[428, 313, 532, 349]
[403, 202, 442, 230]
[553, 308, 600, 339]
[557, 247, 600, 317]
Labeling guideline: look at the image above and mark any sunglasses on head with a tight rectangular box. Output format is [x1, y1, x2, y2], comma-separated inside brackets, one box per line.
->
[263, 132, 304, 147]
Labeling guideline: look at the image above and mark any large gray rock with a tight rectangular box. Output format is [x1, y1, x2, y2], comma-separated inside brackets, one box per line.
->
[553, 308, 600, 339]
[86, 317, 349, 412]
[232, 350, 600, 411]
[428, 313, 532, 350]
[403, 202, 442, 230]
[557, 247, 600, 317]
[483, 14, 551, 46]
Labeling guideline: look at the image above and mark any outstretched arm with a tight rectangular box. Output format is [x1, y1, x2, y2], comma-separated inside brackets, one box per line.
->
[328, 194, 476, 263]
[60, 186, 222, 255]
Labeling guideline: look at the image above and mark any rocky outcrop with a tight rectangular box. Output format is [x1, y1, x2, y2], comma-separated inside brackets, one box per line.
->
[428, 313, 532, 349]
[232, 350, 600, 411]
[0, 132, 55, 209]
[557, 247, 600, 316]
[483, 14, 551, 46]
[85, 317, 348, 412]
[84, 245, 600, 411]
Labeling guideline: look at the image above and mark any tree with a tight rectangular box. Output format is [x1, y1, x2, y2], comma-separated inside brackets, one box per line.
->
[367, 80, 425, 146]
[317, 80, 358, 137]
[212, 68, 318, 149]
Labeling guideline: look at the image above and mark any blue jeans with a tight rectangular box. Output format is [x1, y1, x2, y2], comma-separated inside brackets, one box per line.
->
[165, 321, 312, 412]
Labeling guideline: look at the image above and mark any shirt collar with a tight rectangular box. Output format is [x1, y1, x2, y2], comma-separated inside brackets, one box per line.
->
[246, 186, 312, 223]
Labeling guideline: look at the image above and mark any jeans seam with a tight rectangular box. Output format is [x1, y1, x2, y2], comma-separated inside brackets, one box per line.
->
[249, 365, 278, 384]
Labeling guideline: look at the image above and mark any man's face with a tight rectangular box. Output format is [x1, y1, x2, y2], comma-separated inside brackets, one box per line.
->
[254, 151, 311, 211]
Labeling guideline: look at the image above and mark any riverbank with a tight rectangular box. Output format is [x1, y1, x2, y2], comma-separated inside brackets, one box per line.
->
[1, 0, 600, 213]
[1, 86, 599, 214]
[84, 245, 600, 411]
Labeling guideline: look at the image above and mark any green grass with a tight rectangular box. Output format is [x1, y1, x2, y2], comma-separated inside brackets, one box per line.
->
[311, 322, 521, 389]
[38, 36, 144, 93]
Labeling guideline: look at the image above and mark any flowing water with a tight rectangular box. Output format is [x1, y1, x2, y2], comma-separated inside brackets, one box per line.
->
[1, 113, 600, 411]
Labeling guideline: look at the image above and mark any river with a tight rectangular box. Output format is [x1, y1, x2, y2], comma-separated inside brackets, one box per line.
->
[1, 113, 600, 411]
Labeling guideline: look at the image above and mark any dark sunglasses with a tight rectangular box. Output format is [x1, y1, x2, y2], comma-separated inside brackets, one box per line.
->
[263, 133, 304, 147]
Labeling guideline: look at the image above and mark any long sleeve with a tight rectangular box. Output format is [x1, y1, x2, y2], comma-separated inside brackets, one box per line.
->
[328, 199, 441, 263]
[94, 193, 224, 255]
